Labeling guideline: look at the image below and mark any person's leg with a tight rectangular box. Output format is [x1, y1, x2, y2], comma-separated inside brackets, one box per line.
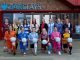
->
[47, 43, 52, 54]
[23, 44, 27, 55]
[34, 43, 37, 55]
[12, 46, 16, 55]
[19, 42, 23, 53]
[57, 42, 61, 55]
[30, 44, 34, 54]
[26, 41, 29, 50]
[63, 44, 68, 53]
[53, 40, 57, 53]
[68, 43, 72, 55]
[41, 44, 47, 53]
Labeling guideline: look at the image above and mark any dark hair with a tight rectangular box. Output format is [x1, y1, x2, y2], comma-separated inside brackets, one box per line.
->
[23, 19, 27, 25]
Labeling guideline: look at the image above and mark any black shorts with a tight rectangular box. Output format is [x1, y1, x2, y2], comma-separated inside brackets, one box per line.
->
[30, 44, 34, 48]
[63, 44, 68, 48]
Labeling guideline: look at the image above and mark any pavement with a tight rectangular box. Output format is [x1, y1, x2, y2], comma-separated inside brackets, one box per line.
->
[0, 39, 80, 60]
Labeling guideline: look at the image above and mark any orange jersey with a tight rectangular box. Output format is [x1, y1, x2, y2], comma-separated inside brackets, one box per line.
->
[4, 31, 12, 49]
[10, 31, 16, 38]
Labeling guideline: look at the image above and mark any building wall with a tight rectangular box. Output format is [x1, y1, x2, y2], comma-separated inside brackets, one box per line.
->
[0, 0, 70, 10]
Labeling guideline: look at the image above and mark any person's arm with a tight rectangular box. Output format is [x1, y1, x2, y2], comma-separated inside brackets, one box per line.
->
[17, 33, 21, 42]
[39, 24, 41, 34]
[45, 23, 48, 32]
[51, 33, 54, 40]
[39, 33, 42, 41]
[47, 36, 49, 42]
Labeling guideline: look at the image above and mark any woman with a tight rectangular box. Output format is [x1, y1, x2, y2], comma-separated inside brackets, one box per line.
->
[29, 27, 39, 56]
[48, 19, 54, 36]
[63, 18, 72, 34]
[54, 18, 63, 34]
[51, 27, 61, 55]
[30, 18, 39, 33]
[4, 29, 11, 52]
[23, 19, 30, 50]
[40, 28, 52, 54]
[23, 19, 30, 35]
[62, 28, 72, 55]
[39, 19, 48, 33]
[18, 27, 28, 55]
[4, 25, 17, 55]
[3, 18, 10, 38]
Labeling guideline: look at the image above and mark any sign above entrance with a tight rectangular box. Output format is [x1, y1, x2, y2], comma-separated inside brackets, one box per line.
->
[0, 3, 42, 10]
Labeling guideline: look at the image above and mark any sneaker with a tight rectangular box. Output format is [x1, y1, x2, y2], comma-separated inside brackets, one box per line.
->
[48, 51, 51, 55]
[58, 51, 61, 55]
[69, 51, 72, 55]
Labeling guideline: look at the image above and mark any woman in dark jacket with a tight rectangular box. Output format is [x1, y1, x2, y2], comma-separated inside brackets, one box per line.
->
[39, 19, 48, 34]
[63, 18, 72, 37]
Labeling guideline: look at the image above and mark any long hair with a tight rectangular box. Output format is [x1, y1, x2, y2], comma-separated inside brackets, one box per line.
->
[32, 19, 36, 24]
[23, 19, 27, 25]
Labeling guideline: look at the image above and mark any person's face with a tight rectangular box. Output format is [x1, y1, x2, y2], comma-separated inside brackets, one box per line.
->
[49, 19, 52, 23]
[42, 19, 45, 23]
[32, 28, 36, 32]
[33, 19, 36, 23]
[57, 18, 61, 23]
[24, 20, 27, 24]
[21, 28, 24, 32]
[5, 19, 9, 23]
[65, 19, 69, 23]
[65, 28, 69, 33]
[54, 27, 57, 32]
[9, 27, 12, 31]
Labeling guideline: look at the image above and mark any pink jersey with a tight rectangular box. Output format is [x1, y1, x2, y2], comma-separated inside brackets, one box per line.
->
[51, 32, 61, 40]
[51, 31, 61, 52]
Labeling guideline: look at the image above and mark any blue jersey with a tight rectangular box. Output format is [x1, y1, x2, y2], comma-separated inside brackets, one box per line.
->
[23, 24, 30, 35]
[54, 23, 63, 34]
[48, 23, 54, 35]
[18, 31, 29, 50]
[29, 32, 38, 44]
[18, 31, 28, 40]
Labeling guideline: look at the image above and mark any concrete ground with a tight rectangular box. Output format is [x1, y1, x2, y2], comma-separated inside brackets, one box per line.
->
[0, 39, 80, 60]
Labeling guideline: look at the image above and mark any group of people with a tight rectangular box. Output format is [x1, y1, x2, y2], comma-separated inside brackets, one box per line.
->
[3, 18, 73, 56]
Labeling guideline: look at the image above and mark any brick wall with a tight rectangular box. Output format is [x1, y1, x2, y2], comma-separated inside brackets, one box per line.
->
[0, 0, 71, 10]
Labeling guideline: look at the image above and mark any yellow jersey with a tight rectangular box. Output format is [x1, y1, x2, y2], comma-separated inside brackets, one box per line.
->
[62, 33, 70, 44]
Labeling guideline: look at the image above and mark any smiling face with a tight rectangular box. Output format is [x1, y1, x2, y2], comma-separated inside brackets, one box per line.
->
[54, 27, 58, 32]
[42, 19, 45, 23]
[21, 27, 24, 32]
[65, 28, 69, 33]
[57, 18, 61, 23]
[65, 19, 69, 24]
[32, 27, 36, 32]
[9, 26, 13, 31]
[49, 19, 53, 23]
[32, 18, 36, 24]
[23, 19, 27, 24]
[5, 18, 9, 23]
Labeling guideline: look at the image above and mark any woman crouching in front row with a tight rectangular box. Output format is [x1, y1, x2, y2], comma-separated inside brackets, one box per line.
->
[62, 28, 73, 55]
